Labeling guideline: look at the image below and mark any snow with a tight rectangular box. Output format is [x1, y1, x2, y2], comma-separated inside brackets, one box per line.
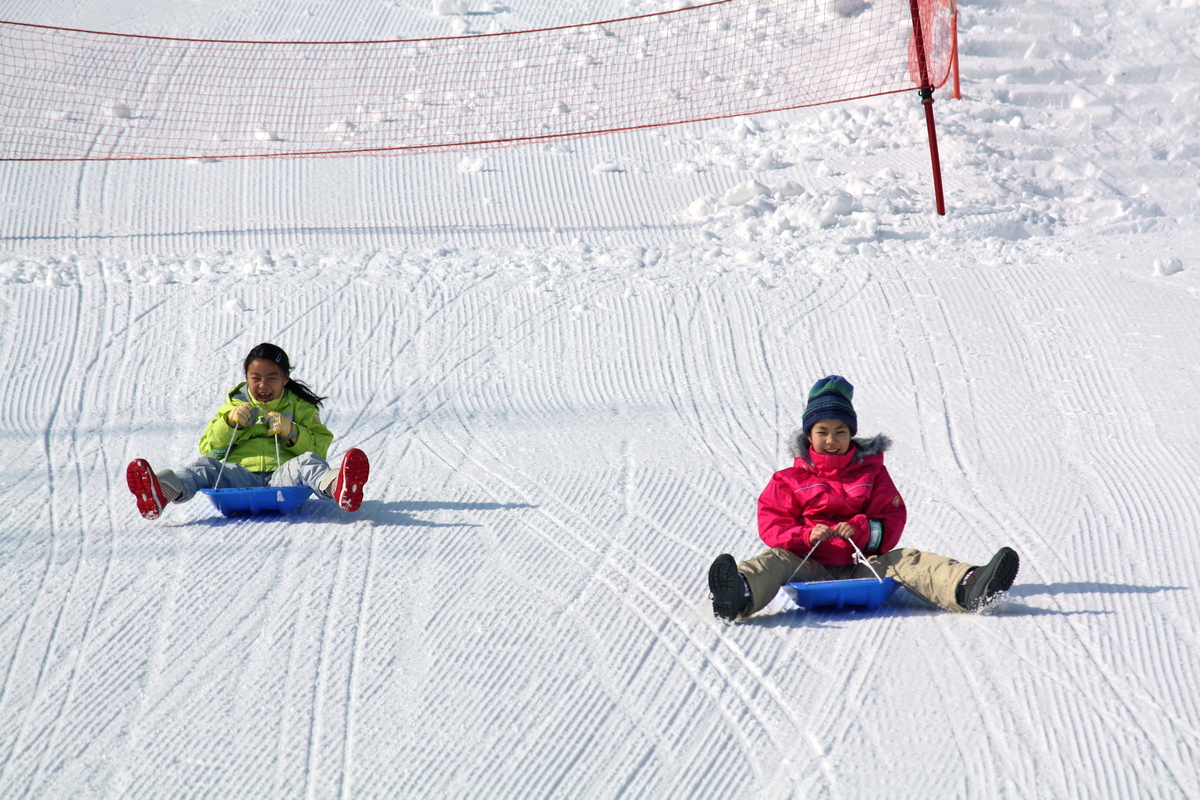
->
[1, 0, 1199, 797]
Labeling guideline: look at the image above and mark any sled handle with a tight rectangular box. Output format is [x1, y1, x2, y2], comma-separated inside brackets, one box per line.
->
[254, 398, 282, 476]
[787, 542, 819, 584]
[787, 532, 885, 584]
[213, 423, 240, 490]
[848, 538, 884, 583]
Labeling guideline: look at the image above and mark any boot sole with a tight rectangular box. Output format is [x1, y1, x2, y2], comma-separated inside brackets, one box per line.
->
[335, 449, 370, 512]
[708, 554, 746, 622]
[126, 459, 167, 520]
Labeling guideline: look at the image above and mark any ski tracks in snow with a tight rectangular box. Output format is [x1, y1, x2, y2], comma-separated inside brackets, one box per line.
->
[368, 274, 811, 795]
[1, 0, 1199, 795]
[0, 283, 113, 795]
[2, 239, 1199, 797]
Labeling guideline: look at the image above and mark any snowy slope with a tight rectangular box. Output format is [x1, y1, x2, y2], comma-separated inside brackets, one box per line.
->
[2, 0, 1199, 798]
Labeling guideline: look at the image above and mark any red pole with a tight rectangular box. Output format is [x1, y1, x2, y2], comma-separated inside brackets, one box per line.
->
[908, 0, 947, 216]
[921, 88, 946, 216]
[952, 11, 961, 99]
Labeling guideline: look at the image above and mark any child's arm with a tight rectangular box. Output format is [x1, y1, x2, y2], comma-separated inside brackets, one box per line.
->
[198, 395, 243, 457]
[854, 465, 907, 555]
[280, 401, 334, 460]
[757, 474, 816, 553]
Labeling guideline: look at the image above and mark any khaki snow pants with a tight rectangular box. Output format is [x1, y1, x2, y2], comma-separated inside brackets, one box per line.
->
[737, 547, 975, 616]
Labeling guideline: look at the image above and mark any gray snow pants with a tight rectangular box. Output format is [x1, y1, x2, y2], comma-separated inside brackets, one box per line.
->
[737, 546, 976, 615]
[171, 452, 335, 503]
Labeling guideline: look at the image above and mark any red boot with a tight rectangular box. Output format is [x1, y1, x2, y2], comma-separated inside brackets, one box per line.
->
[333, 449, 370, 512]
[127, 459, 171, 519]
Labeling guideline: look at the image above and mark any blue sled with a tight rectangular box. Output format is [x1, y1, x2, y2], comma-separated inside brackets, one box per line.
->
[199, 485, 313, 516]
[788, 577, 898, 611]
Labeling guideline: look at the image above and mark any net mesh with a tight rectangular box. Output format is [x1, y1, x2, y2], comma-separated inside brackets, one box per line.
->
[0, 0, 955, 162]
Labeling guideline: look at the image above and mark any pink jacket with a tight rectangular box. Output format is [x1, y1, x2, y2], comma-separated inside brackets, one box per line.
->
[757, 433, 906, 566]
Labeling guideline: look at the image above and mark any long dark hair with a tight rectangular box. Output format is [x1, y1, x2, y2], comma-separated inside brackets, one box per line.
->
[242, 342, 327, 408]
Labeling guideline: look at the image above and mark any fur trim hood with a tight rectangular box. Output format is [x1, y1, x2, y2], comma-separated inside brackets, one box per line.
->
[787, 430, 892, 462]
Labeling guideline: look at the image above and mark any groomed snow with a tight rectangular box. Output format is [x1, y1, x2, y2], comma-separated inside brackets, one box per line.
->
[1, 0, 1199, 797]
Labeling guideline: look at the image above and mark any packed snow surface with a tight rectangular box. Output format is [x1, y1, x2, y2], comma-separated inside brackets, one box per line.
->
[2, 0, 1199, 797]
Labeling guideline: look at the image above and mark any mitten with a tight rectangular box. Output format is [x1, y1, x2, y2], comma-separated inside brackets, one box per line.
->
[227, 402, 259, 428]
[264, 411, 297, 442]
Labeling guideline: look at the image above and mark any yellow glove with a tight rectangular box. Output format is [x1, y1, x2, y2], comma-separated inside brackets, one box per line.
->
[264, 411, 297, 442]
[227, 402, 259, 428]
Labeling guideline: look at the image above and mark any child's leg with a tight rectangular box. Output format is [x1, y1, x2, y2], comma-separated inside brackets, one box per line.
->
[867, 548, 974, 611]
[269, 451, 332, 492]
[127, 459, 180, 519]
[739, 548, 833, 615]
[174, 457, 265, 502]
[273, 450, 370, 512]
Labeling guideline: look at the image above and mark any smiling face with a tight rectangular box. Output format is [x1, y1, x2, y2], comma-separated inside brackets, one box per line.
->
[245, 358, 289, 404]
[809, 419, 853, 455]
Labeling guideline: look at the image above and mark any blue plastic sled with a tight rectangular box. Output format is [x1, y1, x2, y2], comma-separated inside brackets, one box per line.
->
[199, 485, 313, 516]
[788, 577, 898, 611]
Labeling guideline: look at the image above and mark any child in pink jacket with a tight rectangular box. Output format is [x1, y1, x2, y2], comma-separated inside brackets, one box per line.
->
[708, 375, 1020, 622]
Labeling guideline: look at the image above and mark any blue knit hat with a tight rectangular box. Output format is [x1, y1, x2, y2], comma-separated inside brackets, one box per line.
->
[802, 375, 857, 437]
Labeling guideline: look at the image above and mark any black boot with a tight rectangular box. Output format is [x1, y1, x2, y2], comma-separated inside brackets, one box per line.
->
[956, 547, 1020, 611]
[709, 554, 751, 622]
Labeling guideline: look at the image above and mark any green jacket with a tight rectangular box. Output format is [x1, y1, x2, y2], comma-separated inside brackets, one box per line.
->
[198, 383, 334, 473]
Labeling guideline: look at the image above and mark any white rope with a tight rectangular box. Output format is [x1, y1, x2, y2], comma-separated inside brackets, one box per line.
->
[213, 423, 239, 490]
[848, 537, 885, 583]
[786, 544, 819, 584]
[786, 528, 885, 585]
[215, 404, 283, 490]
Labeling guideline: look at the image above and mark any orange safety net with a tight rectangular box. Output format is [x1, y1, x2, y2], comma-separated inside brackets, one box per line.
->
[0, 0, 955, 161]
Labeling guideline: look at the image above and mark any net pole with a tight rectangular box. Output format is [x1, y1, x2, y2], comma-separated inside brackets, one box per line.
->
[908, 0, 947, 216]
[920, 88, 946, 216]
[951, 3, 961, 99]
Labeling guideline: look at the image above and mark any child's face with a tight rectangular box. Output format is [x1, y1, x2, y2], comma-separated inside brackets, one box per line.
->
[245, 358, 290, 403]
[809, 420, 852, 455]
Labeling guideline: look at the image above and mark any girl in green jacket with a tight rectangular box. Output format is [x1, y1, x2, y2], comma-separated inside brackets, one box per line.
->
[126, 342, 370, 519]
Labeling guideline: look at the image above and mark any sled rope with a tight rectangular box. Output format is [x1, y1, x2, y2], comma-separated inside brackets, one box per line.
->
[848, 538, 885, 582]
[787, 531, 885, 584]
[213, 423, 239, 489]
[786, 543, 820, 584]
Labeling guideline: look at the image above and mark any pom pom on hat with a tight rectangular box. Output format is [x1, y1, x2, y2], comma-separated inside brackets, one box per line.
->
[802, 375, 857, 436]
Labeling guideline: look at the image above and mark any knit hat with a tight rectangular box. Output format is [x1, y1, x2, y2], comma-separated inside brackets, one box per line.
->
[802, 375, 857, 436]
